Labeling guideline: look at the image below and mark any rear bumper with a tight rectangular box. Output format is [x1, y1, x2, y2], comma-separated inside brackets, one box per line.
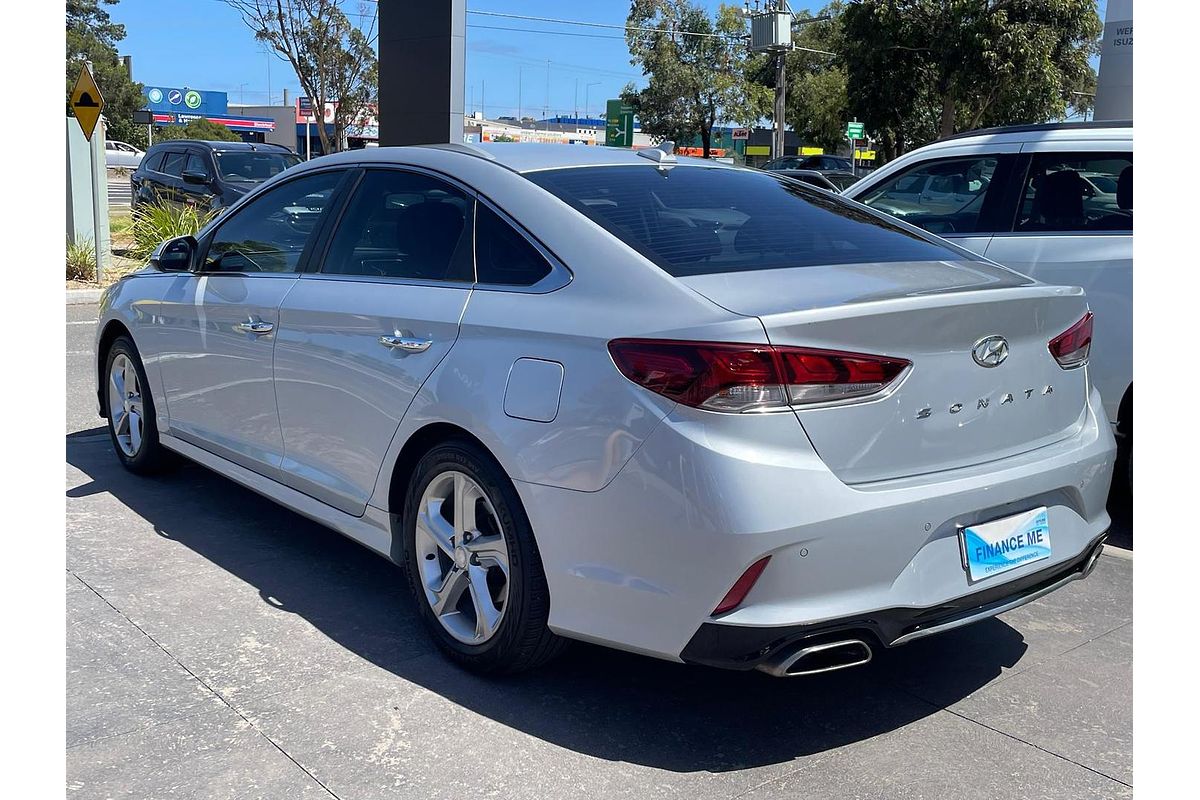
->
[515, 387, 1116, 663]
[679, 533, 1107, 670]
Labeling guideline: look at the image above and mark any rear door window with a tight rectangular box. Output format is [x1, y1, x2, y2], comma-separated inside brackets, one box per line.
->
[527, 165, 965, 277]
[321, 169, 473, 281]
[160, 151, 187, 177]
[1013, 152, 1132, 232]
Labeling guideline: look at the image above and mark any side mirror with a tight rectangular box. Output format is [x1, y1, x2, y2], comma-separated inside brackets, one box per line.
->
[182, 170, 209, 185]
[149, 235, 198, 272]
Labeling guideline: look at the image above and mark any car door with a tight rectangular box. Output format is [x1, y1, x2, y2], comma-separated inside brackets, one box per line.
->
[272, 167, 477, 516]
[153, 149, 188, 208]
[155, 168, 348, 478]
[179, 150, 215, 209]
[982, 145, 1132, 425]
[849, 148, 1021, 256]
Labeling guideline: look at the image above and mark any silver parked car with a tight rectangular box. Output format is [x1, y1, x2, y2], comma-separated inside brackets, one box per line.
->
[95, 143, 1116, 677]
[104, 139, 144, 169]
[845, 122, 1132, 491]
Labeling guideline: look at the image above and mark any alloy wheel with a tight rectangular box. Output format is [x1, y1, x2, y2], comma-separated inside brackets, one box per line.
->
[108, 353, 144, 458]
[415, 471, 510, 644]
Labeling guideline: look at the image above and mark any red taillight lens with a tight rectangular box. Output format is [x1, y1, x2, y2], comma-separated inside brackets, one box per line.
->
[776, 348, 911, 405]
[607, 339, 909, 412]
[713, 556, 771, 615]
[1049, 312, 1093, 369]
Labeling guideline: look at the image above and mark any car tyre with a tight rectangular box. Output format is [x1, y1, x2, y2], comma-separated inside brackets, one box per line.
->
[104, 336, 171, 474]
[401, 439, 567, 674]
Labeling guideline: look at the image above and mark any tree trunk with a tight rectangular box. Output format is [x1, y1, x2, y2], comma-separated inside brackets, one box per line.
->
[939, 91, 956, 139]
[700, 124, 711, 159]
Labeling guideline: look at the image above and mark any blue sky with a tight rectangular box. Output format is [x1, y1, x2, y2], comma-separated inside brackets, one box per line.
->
[112, 0, 823, 119]
[112, 0, 1099, 121]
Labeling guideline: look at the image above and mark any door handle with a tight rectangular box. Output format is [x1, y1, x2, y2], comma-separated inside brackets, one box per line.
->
[379, 335, 432, 353]
[236, 320, 274, 335]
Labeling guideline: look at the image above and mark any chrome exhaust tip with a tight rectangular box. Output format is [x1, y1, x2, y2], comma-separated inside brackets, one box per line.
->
[756, 639, 873, 678]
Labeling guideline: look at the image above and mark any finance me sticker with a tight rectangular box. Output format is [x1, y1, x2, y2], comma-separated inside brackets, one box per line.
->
[960, 507, 1051, 583]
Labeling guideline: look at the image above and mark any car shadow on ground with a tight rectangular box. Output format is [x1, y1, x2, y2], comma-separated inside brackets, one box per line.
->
[68, 428, 1034, 774]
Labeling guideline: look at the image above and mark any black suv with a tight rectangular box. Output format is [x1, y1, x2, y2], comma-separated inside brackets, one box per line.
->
[131, 140, 302, 212]
[762, 154, 853, 173]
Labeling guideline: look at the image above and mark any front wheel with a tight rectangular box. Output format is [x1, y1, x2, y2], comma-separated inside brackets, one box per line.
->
[400, 440, 567, 674]
[104, 336, 171, 474]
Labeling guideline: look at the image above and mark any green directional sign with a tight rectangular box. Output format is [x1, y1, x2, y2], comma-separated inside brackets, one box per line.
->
[846, 121, 865, 139]
[605, 99, 634, 148]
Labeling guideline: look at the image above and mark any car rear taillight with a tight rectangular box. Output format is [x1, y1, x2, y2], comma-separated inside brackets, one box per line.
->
[607, 339, 909, 412]
[713, 556, 771, 615]
[1048, 312, 1093, 369]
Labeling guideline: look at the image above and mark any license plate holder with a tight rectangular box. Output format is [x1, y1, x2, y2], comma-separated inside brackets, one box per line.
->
[959, 507, 1052, 583]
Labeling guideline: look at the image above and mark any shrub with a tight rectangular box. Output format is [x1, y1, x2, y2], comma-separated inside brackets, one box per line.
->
[130, 200, 219, 263]
[67, 237, 96, 282]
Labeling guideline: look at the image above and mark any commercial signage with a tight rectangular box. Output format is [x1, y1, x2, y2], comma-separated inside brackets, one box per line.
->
[800, 146, 824, 155]
[731, 128, 750, 140]
[144, 86, 227, 117]
[298, 96, 316, 122]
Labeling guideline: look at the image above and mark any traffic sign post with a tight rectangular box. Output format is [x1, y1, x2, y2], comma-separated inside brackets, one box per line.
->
[71, 62, 107, 282]
[605, 99, 634, 148]
[299, 97, 315, 160]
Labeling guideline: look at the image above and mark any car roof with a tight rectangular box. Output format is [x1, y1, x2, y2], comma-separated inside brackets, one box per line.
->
[148, 139, 293, 153]
[298, 142, 739, 174]
[939, 119, 1131, 142]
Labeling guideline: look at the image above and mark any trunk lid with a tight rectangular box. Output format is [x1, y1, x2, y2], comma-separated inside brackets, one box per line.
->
[680, 261, 1091, 484]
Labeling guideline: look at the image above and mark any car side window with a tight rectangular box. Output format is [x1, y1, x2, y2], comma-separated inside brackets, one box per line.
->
[857, 156, 998, 235]
[203, 171, 342, 274]
[1013, 152, 1132, 233]
[321, 169, 473, 281]
[475, 203, 553, 286]
[160, 151, 187, 177]
[185, 153, 211, 180]
[143, 152, 166, 172]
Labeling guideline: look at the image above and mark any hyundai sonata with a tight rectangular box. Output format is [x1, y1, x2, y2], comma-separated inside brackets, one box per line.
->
[95, 142, 1115, 676]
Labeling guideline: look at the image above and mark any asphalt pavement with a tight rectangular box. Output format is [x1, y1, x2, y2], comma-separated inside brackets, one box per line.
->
[66, 303, 1133, 799]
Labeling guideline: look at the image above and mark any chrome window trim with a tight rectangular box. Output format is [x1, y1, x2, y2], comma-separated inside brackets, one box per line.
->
[305, 163, 572, 294]
[989, 230, 1132, 239]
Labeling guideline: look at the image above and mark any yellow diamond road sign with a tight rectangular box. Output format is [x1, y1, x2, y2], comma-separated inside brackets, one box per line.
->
[70, 64, 105, 142]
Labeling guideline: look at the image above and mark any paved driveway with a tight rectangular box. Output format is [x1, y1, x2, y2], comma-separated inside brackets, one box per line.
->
[67, 303, 1133, 799]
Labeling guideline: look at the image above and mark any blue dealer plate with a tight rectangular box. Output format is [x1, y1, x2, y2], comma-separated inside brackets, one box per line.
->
[959, 507, 1052, 583]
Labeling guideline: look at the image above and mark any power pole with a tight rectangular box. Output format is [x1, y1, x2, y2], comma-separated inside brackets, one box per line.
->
[773, 52, 786, 160]
[747, 1, 793, 161]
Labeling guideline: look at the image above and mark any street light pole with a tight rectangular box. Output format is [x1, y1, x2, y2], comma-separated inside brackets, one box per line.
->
[585, 82, 600, 120]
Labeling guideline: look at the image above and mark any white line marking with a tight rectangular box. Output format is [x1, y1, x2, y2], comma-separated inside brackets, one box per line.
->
[66, 320, 97, 325]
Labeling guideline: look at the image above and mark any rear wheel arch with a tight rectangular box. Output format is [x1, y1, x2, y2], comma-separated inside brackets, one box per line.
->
[96, 320, 134, 417]
[386, 423, 508, 553]
[1118, 385, 1132, 437]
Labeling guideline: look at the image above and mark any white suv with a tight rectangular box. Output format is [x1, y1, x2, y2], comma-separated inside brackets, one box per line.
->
[845, 121, 1132, 489]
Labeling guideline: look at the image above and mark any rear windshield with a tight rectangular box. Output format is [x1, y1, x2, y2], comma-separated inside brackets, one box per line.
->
[526, 165, 964, 276]
[215, 151, 303, 183]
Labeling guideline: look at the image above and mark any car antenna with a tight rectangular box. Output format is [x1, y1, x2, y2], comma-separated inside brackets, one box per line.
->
[637, 140, 677, 171]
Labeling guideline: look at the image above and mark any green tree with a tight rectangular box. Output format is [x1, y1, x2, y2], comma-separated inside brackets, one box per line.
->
[840, 0, 1101, 158]
[623, 1, 772, 157]
[223, 1, 377, 154]
[66, 0, 147, 148]
[154, 118, 242, 143]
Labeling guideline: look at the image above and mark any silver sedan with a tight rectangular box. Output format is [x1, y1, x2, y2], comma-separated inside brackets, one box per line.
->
[94, 143, 1116, 677]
